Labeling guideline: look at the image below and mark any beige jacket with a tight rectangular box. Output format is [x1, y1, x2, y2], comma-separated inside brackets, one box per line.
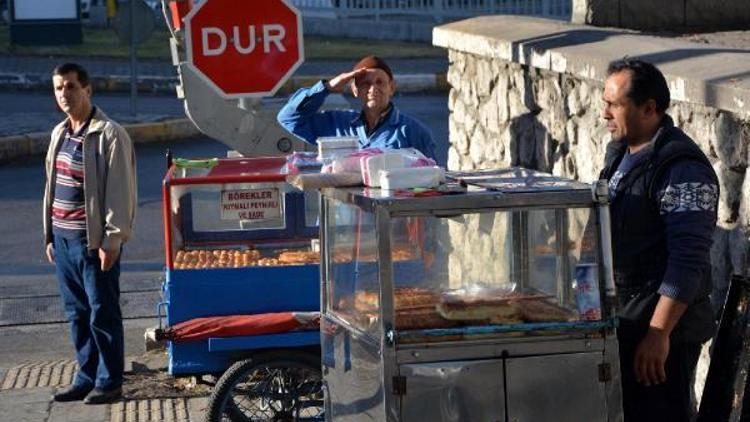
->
[43, 107, 137, 251]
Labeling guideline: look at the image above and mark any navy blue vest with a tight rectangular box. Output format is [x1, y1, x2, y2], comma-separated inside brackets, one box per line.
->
[599, 116, 718, 343]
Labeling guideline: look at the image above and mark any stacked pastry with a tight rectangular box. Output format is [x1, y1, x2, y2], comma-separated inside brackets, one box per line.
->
[331, 245, 418, 264]
[437, 288, 577, 324]
[278, 250, 320, 265]
[172, 248, 318, 269]
[353, 287, 457, 330]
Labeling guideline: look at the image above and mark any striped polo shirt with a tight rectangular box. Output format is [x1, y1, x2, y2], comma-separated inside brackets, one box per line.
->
[51, 109, 94, 239]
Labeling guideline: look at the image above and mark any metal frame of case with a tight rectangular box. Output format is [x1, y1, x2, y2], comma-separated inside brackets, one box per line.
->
[319, 168, 623, 422]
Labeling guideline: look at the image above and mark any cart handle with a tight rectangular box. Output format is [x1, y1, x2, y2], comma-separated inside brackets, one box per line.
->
[156, 301, 168, 330]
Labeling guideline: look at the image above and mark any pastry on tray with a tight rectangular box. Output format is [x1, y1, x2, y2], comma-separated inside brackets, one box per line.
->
[437, 285, 552, 323]
[354, 286, 439, 312]
[518, 299, 578, 322]
[277, 250, 320, 265]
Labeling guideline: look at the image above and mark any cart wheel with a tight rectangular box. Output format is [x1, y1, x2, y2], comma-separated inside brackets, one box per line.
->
[205, 351, 324, 422]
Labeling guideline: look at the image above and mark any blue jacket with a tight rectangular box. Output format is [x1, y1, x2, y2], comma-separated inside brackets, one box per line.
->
[277, 80, 436, 160]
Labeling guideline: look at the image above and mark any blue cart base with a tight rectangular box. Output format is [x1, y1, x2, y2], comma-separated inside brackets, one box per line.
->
[164, 265, 320, 375]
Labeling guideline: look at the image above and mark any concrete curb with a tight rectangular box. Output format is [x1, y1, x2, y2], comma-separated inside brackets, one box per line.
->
[0, 118, 201, 163]
[0, 72, 449, 95]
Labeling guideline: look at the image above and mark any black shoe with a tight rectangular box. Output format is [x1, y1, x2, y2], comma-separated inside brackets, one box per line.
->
[83, 387, 122, 405]
[52, 384, 93, 402]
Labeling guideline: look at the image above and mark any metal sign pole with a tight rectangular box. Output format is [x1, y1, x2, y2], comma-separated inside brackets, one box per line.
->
[129, 0, 138, 116]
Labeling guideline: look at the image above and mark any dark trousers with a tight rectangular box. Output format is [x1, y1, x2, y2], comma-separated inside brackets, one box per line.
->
[618, 332, 701, 422]
[53, 236, 124, 391]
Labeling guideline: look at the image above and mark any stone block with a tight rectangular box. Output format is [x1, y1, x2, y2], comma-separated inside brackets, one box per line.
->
[508, 86, 530, 119]
[498, 125, 514, 167]
[574, 116, 608, 181]
[686, 0, 750, 30]
[713, 162, 744, 229]
[448, 89, 459, 112]
[536, 74, 562, 113]
[448, 117, 459, 146]
[672, 103, 715, 159]
[448, 50, 464, 74]
[475, 59, 493, 98]
[533, 119, 557, 173]
[566, 84, 584, 118]
[456, 124, 471, 155]
[447, 147, 461, 171]
[469, 128, 488, 167]
[460, 100, 478, 141]
[729, 227, 749, 276]
[740, 167, 750, 234]
[485, 128, 505, 163]
[566, 119, 578, 146]
[711, 112, 748, 169]
[478, 99, 494, 131]
[446, 66, 463, 94]
[495, 73, 510, 124]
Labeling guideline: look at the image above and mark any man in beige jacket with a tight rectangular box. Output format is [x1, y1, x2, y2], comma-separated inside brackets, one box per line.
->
[43, 63, 136, 405]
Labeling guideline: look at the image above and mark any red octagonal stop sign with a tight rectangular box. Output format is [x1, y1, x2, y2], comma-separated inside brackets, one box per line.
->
[185, 0, 304, 98]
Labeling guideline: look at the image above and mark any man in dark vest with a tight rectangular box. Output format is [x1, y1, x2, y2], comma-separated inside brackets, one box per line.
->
[599, 58, 718, 421]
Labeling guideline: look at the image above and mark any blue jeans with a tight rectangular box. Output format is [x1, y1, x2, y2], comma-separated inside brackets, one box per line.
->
[53, 236, 124, 391]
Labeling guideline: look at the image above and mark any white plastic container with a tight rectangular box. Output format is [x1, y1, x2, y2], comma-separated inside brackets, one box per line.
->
[317, 137, 359, 161]
[361, 153, 406, 187]
[379, 166, 445, 190]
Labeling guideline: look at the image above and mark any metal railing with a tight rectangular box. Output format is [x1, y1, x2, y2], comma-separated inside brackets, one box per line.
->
[292, 0, 572, 21]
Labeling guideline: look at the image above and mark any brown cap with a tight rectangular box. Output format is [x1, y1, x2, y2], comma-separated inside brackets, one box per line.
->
[352, 55, 393, 80]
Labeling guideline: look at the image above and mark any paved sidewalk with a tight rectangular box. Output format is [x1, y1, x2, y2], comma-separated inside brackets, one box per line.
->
[0, 385, 209, 422]
[0, 353, 210, 422]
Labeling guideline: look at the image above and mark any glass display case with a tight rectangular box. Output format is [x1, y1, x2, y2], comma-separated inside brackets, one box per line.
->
[161, 156, 320, 374]
[320, 168, 622, 422]
[164, 157, 320, 271]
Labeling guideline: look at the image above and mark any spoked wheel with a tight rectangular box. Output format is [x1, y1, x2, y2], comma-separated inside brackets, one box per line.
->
[206, 351, 324, 422]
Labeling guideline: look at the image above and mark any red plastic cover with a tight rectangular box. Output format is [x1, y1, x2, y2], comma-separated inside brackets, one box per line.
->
[164, 311, 319, 343]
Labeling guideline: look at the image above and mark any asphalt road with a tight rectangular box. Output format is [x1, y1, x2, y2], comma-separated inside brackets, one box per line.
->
[0, 91, 187, 137]
[0, 90, 449, 366]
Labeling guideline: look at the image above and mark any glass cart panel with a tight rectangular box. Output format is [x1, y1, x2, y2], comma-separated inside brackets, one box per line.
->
[168, 181, 319, 270]
[325, 198, 382, 336]
[388, 207, 600, 330]
[175, 182, 288, 234]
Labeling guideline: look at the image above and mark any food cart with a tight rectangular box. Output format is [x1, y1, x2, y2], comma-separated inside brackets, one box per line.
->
[161, 155, 324, 420]
[319, 167, 623, 422]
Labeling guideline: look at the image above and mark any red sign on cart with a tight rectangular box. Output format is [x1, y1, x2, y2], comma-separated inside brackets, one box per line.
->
[184, 0, 304, 98]
[221, 188, 281, 221]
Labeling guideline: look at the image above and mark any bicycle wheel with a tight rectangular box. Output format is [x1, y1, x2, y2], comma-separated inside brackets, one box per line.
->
[206, 351, 324, 422]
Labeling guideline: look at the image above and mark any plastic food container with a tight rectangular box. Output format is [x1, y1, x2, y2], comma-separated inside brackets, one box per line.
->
[379, 166, 445, 190]
[361, 152, 406, 187]
[317, 137, 359, 161]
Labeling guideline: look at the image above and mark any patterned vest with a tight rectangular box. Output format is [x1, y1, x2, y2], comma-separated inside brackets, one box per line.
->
[599, 115, 718, 343]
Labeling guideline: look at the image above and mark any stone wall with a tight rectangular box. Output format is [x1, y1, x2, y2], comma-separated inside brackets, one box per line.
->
[435, 16, 750, 309]
[572, 0, 750, 31]
[434, 16, 750, 404]
[446, 48, 750, 305]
